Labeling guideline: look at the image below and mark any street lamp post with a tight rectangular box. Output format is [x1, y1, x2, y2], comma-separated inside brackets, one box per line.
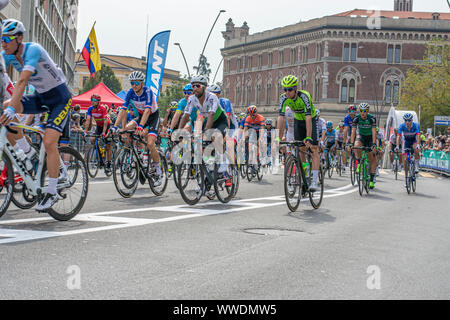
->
[174, 43, 191, 79]
[212, 57, 224, 84]
[359, 46, 381, 126]
[196, 9, 226, 76]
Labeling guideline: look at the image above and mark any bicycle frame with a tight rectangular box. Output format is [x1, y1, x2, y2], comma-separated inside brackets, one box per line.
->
[0, 124, 70, 197]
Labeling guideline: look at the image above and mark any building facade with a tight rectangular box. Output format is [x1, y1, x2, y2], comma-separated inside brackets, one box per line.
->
[221, 2, 450, 124]
[74, 53, 184, 96]
[19, 0, 79, 91]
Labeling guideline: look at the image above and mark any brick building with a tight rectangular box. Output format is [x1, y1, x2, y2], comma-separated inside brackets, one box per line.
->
[220, 0, 450, 124]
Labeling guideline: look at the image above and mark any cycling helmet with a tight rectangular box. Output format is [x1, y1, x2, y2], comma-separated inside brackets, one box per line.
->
[129, 71, 145, 82]
[170, 101, 178, 107]
[326, 121, 333, 129]
[348, 105, 356, 112]
[281, 75, 299, 88]
[247, 105, 257, 115]
[239, 112, 246, 120]
[183, 84, 193, 92]
[2, 19, 26, 36]
[359, 102, 370, 111]
[91, 94, 101, 102]
[191, 75, 208, 85]
[403, 113, 413, 121]
[339, 121, 344, 127]
[209, 84, 221, 94]
[316, 109, 320, 117]
[266, 119, 273, 126]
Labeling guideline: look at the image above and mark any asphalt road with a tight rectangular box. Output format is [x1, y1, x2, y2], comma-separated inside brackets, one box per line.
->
[0, 167, 449, 300]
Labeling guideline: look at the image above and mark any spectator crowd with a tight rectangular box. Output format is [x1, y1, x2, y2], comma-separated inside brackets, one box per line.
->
[421, 127, 450, 153]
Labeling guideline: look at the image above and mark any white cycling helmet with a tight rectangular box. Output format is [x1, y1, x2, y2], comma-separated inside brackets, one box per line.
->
[191, 75, 208, 86]
[2, 19, 26, 36]
[316, 109, 320, 117]
[208, 84, 221, 94]
[128, 71, 145, 82]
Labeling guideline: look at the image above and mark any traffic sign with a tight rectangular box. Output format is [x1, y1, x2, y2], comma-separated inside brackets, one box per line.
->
[434, 116, 450, 126]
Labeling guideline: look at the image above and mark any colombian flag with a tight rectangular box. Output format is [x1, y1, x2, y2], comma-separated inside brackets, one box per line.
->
[82, 25, 101, 78]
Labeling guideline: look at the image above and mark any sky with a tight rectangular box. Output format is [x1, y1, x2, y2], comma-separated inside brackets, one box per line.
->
[75, 0, 449, 82]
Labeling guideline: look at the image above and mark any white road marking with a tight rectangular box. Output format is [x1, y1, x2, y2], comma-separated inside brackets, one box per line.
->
[0, 185, 357, 244]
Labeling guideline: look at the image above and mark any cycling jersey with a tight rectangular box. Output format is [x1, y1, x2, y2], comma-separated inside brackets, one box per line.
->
[176, 98, 188, 112]
[335, 129, 344, 142]
[123, 86, 158, 115]
[239, 116, 248, 129]
[352, 113, 376, 136]
[184, 92, 224, 121]
[219, 97, 238, 129]
[279, 90, 317, 120]
[87, 105, 108, 127]
[398, 122, 420, 142]
[325, 129, 336, 144]
[244, 114, 265, 131]
[344, 114, 354, 133]
[317, 117, 326, 139]
[2, 43, 66, 93]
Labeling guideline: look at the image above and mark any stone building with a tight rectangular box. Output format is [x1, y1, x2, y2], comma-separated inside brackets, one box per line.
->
[74, 53, 183, 95]
[220, 0, 450, 124]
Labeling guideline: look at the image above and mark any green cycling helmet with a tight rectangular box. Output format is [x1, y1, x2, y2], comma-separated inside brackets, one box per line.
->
[281, 75, 299, 88]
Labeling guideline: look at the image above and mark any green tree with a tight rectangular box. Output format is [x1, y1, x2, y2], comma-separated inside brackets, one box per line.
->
[81, 64, 122, 94]
[158, 83, 186, 117]
[399, 39, 450, 130]
[193, 54, 212, 80]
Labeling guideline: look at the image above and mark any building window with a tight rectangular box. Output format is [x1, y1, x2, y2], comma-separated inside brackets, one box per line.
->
[395, 45, 401, 63]
[279, 50, 284, 65]
[82, 76, 89, 87]
[237, 59, 241, 71]
[258, 54, 262, 69]
[290, 48, 296, 65]
[387, 45, 394, 63]
[268, 53, 273, 67]
[341, 79, 348, 102]
[314, 78, 321, 102]
[393, 80, 400, 104]
[266, 83, 272, 104]
[256, 84, 261, 104]
[351, 44, 357, 61]
[348, 79, 355, 103]
[343, 43, 350, 61]
[316, 43, 322, 61]
[385, 80, 392, 103]
[248, 56, 252, 70]
[246, 85, 252, 106]
[301, 76, 307, 90]
[227, 60, 231, 72]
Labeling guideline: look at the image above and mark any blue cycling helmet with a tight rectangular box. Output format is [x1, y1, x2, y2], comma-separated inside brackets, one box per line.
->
[183, 84, 193, 92]
[326, 121, 333, 129]
[403, 113, 413, 121]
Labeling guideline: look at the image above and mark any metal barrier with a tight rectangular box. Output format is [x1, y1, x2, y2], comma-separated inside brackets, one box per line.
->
[420, 150, 450, 176]
[69, 131, 89, 155]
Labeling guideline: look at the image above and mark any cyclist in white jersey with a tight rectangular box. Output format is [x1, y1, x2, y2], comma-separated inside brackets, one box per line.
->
[0, 19, 72, 211]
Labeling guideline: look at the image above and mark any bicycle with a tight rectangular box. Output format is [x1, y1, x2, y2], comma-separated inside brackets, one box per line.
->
[391, 150, 400, 181]
[84, 134, 113, 178]
[280, 141, 324, 212]
[177, 139, 238, 205]
[112, 130, 168, 198]
[335, 147, 344, 177]
[0, 122, 88, 221]
[324, 147, 335, 178]
[348, 146, 357, 186]
[353, 146, 373, 196]
[403, 148, 417, 194]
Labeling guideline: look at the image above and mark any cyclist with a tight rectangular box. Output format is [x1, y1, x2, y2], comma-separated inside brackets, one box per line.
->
[208, 84, 238, 135]
[162, 100, 178, 131]
[277, 75, 320, 191]
[335, 121, 346, 172]
[323, 121, 337, 170]
[395, 113, 420, 176]
[167, 84, 193, 133]
[343, 105, 357, 168]
[375, 127, 385, 177]
[389, 128, 402, 172]
[85, 94, 112, 172]
[0, 18, 72, 211]
[112, 70, 162, 186]
[244, 105, 265, 165]
[349, 103, 377, 189]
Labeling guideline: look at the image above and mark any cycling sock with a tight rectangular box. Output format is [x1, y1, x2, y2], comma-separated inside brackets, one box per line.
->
[153, 162, 161, 175]
[370, 174, 375, 182]
[16, 137, 31, 153]
[48, 178, 58, 195]
[312, 170, 319, 182]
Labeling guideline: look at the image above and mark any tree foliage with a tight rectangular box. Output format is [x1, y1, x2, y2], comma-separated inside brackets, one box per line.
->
[158, 83, 186, 117]
[81, 64, 122, 94]
[193, 54, 212, 80]
[399, 39, 450, 130]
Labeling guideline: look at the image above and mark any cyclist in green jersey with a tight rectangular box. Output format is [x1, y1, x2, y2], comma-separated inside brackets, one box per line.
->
[350, 103, 377, 189]
[276, 75, 320, 191]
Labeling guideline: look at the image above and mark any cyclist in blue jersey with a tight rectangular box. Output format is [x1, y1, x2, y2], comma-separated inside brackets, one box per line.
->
[112, 71, 162, 186]
[343, 105, 357, 161]
[324, 121, 337, 154]
[396, 113, 421, 176]
[168, 84, 193, 133]
[0, 19, 72, 211]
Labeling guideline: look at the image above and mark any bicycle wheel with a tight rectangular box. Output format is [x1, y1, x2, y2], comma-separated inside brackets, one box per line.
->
[178, 162, 204, 205]
[214, 153, 237, 204]
[327, 153, 334, 178]
[394, 158, 398, 180]
[410, 162, 416, 193]
[41, 146, 89, 221]
[148, 150, 169, 197]
[309, 166, 324, 209]
[240, 163, 247, 179]
[84, 145, 99, 178]
[337, 152, 342, 177]
[0, 154, 14, 218]
[405, 161, 411, 194]
[11, 179, 38, 210]
[246, 164, 256, 182]
[350, 157, 356, 186]
[364, 161, 370, 194]
[357, 161, 364, 196]
[257, 163, 264, 181]
[284, 156, 301, 212]
[112, 148, 139, 198]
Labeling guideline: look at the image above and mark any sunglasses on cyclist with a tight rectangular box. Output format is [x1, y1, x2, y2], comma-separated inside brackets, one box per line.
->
[1, 36, 18, 44]
[184, 91, 193, 95]
[91, 99, 100, 102]
[192, 84, 204, 89]
[130, 81, 142, 86]
[283, 87, 296, 92]
[405, 119, 412, 122]
[360, 110, 368, 113]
